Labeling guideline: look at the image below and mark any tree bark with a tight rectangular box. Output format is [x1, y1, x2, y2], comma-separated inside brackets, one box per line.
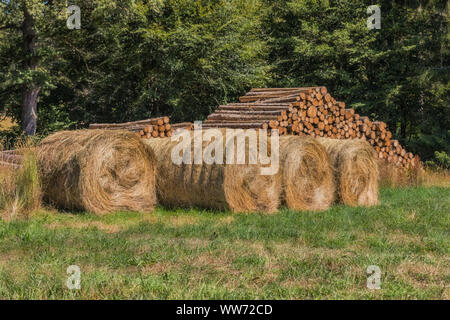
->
[21, 6, 40, 136]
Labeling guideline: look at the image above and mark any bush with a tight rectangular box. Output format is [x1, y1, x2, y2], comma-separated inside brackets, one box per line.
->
[434, 151, 450, 169]
[425, 151, 450, 170]
[0, 150, 41, 221]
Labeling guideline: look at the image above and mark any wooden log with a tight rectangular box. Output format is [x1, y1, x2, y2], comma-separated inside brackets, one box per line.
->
[258, 94, 302, 104]
[219, 104, 290, 111]
[143, 125, 153, 133]
[202, 122, 269, 129]
[206, 114, 279, 122]
[249, 87, 317, 92]
[214, 109, 286, 116]
[171, 122, 194, 130]
[89, 117, 169, 129]
[307, 106, 317, 118]
[239, 88, 312, 103]
[344, 109, 355, 120]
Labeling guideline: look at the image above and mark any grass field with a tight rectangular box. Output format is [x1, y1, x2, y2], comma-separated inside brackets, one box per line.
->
[0, 187, 448, 299]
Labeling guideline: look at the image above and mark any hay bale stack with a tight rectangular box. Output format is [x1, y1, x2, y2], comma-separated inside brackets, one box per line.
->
[279, 136, 335, 211]
[317, 138, 379, 206]
[37, 130, 157, 214]
[144, 130, 280, 213]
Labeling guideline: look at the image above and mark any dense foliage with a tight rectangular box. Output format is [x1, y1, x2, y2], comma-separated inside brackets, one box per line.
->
[0, 0, 448, 160]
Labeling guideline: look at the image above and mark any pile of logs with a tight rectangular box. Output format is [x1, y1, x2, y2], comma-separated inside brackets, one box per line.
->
[85, 88, 419, 169]
[203, 88, 317, 134]
[204, 87, 420, 169]
[89, 117, 193, 139]
[0, 150, 23, 169]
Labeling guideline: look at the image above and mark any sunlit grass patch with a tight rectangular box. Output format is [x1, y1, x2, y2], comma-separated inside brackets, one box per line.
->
[0, 186, 448, 299]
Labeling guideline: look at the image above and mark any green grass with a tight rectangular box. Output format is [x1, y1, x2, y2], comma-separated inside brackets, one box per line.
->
[0, 152, 41, 220]
[0, 187, 448, 299]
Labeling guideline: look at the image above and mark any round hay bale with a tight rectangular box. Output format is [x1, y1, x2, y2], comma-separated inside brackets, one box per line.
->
[144, 130, 280, 213]
[279, 136, 335, 211]
[37, 130, 157, 214]
[317, 138, 379, 206]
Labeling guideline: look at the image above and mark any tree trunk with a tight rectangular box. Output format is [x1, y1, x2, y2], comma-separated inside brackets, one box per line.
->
[21, 6, 40, 136]
[22, 87, 40, 135]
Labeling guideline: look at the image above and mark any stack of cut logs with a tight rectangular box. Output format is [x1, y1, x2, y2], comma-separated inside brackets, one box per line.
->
[89, 117, 194, 139]
[0, 150, 23, 169]
[85, 87, 419, 168]
[204, 87, 420, 169]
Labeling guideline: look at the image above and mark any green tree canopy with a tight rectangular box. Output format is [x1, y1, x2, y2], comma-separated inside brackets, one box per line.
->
[0, 0, 448, 160]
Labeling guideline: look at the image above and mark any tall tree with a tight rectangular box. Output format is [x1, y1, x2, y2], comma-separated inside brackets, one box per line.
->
[0, 0, 67, 135]
[20, 4, 39, 135]
[2, 0, 271, 132]
[62, 0, 271, 124]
